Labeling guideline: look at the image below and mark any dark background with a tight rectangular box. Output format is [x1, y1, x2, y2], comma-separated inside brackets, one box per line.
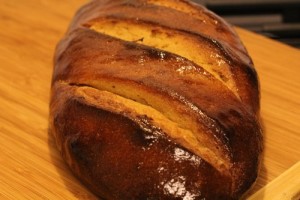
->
[193, 0, 300, 48]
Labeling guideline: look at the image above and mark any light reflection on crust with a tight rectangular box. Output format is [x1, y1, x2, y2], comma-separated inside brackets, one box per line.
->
[161, 176, 201, 199]
[173, 147, 202, 166]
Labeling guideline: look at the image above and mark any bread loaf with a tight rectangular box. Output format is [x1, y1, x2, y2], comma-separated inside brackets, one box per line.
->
[49, 0, 263, 199]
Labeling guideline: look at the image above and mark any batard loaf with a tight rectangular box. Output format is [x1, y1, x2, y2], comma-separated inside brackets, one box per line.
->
[49, 0, 263, 199]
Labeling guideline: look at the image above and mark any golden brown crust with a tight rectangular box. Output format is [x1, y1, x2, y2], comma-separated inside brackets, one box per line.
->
[50, 83, 233, 199]
[65, 0, 260, 113]
[50, 0, 262, 199]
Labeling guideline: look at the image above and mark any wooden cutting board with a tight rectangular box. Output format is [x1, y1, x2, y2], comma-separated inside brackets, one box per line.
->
[0, 0, 299, 199]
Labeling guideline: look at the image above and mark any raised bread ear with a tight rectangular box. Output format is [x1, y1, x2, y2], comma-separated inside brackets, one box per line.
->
[50, 0, 262, 199]
[89, 17, 239, 96]
[50, 82, 234, 199]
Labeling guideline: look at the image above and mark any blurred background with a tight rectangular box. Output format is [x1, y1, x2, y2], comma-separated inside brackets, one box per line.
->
[193, 0, 300, 48]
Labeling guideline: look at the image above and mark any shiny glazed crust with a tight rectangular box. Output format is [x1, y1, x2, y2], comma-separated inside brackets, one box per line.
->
[49, 0, 262, 199]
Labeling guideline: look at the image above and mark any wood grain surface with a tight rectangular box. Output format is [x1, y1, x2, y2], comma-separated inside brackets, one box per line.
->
[248, 161, 300, 200]
[0, 0, 299, 199]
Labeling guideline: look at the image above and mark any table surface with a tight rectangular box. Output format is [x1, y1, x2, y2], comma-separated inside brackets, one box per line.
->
[0, 0, 299, 199]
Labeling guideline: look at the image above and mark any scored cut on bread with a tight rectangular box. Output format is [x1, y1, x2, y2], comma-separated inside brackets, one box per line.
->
[50, 0, 263, 199]
[89, 17, 239, 97]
